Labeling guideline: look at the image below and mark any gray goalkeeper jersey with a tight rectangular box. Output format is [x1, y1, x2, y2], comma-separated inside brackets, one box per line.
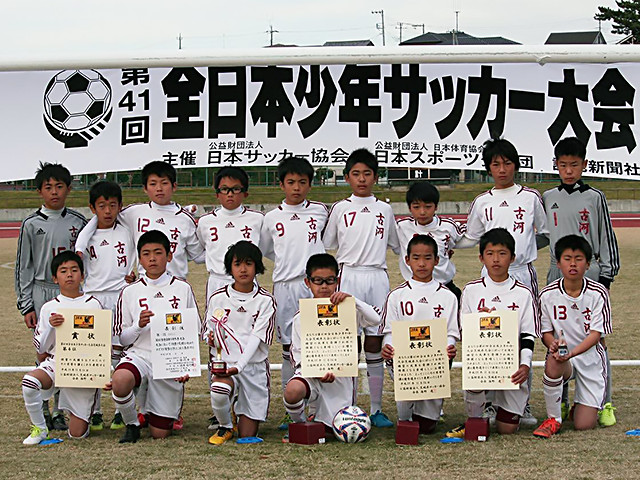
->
[15, 206, 87, 314]
[543, 181, 619, 281]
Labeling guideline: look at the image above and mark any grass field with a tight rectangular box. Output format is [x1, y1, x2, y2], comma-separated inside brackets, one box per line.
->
[1, 231, 640, 479]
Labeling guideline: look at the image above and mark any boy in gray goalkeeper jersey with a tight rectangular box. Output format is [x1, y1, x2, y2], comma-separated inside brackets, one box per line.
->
[542, 136, 619, 427]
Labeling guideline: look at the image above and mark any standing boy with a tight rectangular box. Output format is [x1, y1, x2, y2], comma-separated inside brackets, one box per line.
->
[323, 148, 400, 427]
[380, 235, 459, 434]
[533, 235, 611, 438]
[110, 230, 200, 443]
[543, 136, 619, 426]
[447, 228, 539, 437]
[261, 157, 328, 427]
[396, 182, 466, 299]
[16, 162, 87, 431]
[21, 251, 103, 444]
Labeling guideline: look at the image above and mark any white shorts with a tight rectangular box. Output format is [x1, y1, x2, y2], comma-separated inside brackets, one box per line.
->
[490, 381, 529, 417]
[547, 261, 601, 284]
[85, 291, 120, 345]
[273, 277, 312, 345]
[36, 357, 99, 422]
[481, 262, 538, 297]
[290, 370, 355, 427]
[568, 345, 607, 409]
[206, 273, 233, 303]
[117, 353, 184, 421]
[229, 361, 270, 422]
[338, 265, 387, 335]
[389, 364, 442, 421]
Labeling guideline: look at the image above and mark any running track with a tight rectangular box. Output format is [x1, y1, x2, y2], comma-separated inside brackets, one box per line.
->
[1, 213, 639, 239]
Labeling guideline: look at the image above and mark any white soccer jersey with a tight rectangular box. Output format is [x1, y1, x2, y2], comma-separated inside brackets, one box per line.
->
[114, 272, 201, 362]
[197, 205, 264, 278]
[460, 276, 539, 366]
[290, 297, 380, 370]
[323, 195, 399, 269]
[261, 200, 328, 283]
[396, 215, 466, 283]
[205, 284, 276, 365]
[464, 184, 547, 268]
[83, 221, 135, 294]
[33, 294, 104, 356]
[379, 278, 460, 346]
[539, 278, 612, 348]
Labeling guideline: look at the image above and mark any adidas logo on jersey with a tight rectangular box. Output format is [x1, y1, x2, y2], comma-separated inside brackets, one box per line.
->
[36, 228, 46, 235]
[360, 206, 370, 213]
[499, 201, 509, 207]
[156, 218, 165, 225]
[100, 239, 109, 246]
[237, 306, 247, 313]
[571, 303, 579, 310]
[154, 292, 164, 298]
[491, 296, 501, 302]
[551, 203, 559, 209]
[225, 222, 235, 228]
[290, 214, 300, 221]
[418, 297, 428, 304]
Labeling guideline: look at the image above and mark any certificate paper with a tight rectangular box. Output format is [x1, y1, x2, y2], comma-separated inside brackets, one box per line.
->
[462, 310, 519, 390]
[55, 308, 112, 388]
[300, 297, 358, 378]
[150, 308, 201, 380]
[391, 318, 451, 401]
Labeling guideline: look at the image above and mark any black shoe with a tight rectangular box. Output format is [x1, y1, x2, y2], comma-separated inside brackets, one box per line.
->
[43, 408, 53, 431]
[119, 424, 141, 444]
[51, 413, 68, 431]
[208, 415, 220, 431]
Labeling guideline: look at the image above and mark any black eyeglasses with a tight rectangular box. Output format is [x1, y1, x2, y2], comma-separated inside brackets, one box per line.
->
[216, 186, 246, 194]
[307, 276, 338, 285]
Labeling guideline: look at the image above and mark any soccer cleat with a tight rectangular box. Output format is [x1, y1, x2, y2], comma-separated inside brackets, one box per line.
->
[561, 402, 569, 421]
[110, 412, 125, 430]
[520, 405, 538, 426]
[173, 416, 184, 431]
[281, 433, 290, 443]
[481, 405, 497, 426]
[119, 424, 141, 444]
[533, 418, 562, 438]
[370, 410, 393, 428]
[51, 413, 67, 431]
[90, 413, 104, 432]
[278, 413, 293, 431]
[208, 415, 220, 431]
[208, 426, 234, 445]
[445, 424, 465, 438]
[137, 412, 148, 428]
[598, 402, 617, 427]
[22, 425, 49, 445]
[439, 407, 445, 423]
[43, 407, 53, 431]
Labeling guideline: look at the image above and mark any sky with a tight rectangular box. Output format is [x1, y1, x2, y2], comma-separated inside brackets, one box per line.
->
[0, 0, 627, 56]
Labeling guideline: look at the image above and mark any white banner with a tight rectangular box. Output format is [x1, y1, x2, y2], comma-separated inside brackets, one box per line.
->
[1, 62, 639, 182]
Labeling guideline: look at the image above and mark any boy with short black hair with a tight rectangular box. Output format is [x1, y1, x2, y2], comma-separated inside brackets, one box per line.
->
[21, 251, 104, 444]
[397, 182, 465, 299]
[284, 253, 380, 434]
[16, 162, 87, 431]
[261, 157, 328, 426]
[205, 241, 276, 445]
[380, 235, 459, 434]
[533, 235, 611, 438]
[543, 136, 619, 426]
[323, 148, 400, 427]
[110, 230, 200, 443]
[447, 228, 539, 437]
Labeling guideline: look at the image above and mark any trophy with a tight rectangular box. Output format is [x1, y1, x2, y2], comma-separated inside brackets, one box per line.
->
[211, 308, 228, 375]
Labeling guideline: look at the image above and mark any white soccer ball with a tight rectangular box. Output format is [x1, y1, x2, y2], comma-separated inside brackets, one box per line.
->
[332, 406, 371, 443]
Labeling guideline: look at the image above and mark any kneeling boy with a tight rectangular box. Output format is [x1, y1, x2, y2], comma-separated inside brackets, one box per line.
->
[533, 235, 611, 438]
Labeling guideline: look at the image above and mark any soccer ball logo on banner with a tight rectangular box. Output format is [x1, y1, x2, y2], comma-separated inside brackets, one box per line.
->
[43, 70, 113, 148]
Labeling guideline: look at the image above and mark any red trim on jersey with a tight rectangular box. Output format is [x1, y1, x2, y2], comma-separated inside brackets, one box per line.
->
[467, 190, 492, 214]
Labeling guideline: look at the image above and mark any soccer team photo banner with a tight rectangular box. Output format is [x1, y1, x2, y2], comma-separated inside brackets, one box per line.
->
[1, 47, 639, 182]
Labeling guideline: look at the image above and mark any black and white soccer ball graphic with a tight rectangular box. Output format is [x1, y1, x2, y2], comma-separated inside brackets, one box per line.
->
[43, 69, 112, 148]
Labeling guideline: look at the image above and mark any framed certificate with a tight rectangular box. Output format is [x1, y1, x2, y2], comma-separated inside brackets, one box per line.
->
[150, 307, 201, 380]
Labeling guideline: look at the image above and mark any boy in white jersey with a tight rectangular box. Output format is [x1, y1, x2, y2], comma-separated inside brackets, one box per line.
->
[110, 230, 200, 444]
[21, 251, 104, 444]
[75, 161, 203, 280]
[283, 253, 380, 437]
[80, 181, 135, 431]
[323, 148, 400, 428]
[397, 182, 465, 299]
[380, 235, 459, 434]
[543, 137, 618, 426]
[261, 157, 328, 428]
[447, 228, 539, 438]
[16, 163, 87, 431]
[533, 235, 611, 438]
[206, 241, 276, 445]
